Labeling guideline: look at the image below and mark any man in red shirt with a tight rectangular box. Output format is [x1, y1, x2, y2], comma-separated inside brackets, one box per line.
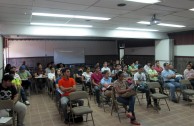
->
[91, 65, 103, 106]
[154, 60, 163, 74]
[58, 68, 83, 123]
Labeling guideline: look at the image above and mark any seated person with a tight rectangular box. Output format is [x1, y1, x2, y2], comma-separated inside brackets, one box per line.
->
[111, 64, 122, 81]
[0, 75, 27, 126]
[114, 71, 140, 125]
[18, 65, 32, 93]
[162, 63, 191, 103]
[148, 64, 165, 94]
[91, 65, 103, 106]
[75, 67, 83, 84]
[184, 64, 194, 88]
[134, 65, 159, 109]
[123, 65, 133, 84]
[144, 62, 151, 73]
[100, 70, 113, 98]
[58, 68, 83, 123]
[169, 64, 183, 82]
[45, 63, 52, 76]
[34, 63, 46, 90]
[82, 67, 93, 92]
[154, 61, 163, 75]
[128, 63, 138, 76]
[101, 61, 111, 74]
[10, 71, 30, 105]
[48, 67, 56, 82]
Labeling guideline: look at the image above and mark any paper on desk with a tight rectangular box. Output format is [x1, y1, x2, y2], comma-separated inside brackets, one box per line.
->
[0, 117, 12, 124]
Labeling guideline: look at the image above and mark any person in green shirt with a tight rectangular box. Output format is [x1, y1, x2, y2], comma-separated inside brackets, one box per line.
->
[148, 64, 166, 95]
[128, 63, 138, 76]
[10, 71, 30, 105]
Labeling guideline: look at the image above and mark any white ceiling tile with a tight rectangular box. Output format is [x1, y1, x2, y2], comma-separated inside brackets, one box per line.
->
[0, 6, 32, 15]
[93, 0, 147, 11]
[31, 16, 71, 24]
[34, 0, 89, 11]
[85, 6, 130, 15]
[0, 13, 30, 23]
[159, 0, 194, 9]
[0, 0, 33, 6]
[131, 8, 173, 16]
[173, 10, 194, 18]
[145, 4, 184, 12]
[160, 15, 191, 22]
[46, 0, 98, 6]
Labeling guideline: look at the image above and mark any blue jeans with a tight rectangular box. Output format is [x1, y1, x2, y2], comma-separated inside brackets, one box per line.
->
[94, 86, 101, 104]
[20, 88, 27, 102]
[164, 81, 185, 100]
[117, 96, 136, 121]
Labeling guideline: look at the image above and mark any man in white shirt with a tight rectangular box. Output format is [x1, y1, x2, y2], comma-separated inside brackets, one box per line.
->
[101, 62, 111, 73]
[134, 65, 159, 109]
[144, 62, 151, 73]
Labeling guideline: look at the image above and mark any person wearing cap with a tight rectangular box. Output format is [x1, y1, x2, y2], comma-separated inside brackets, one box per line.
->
[58, 68, 83, 123]
[18, 65, 32, 94]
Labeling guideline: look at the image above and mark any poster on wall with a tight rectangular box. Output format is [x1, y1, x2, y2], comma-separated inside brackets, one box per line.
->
[54, 48, 85, 64]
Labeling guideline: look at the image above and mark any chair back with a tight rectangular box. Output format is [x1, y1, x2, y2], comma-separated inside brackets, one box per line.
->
[147, 82, 161, 89]
[0, 100, 14, 110]
[179, 79, 193, 89]
[69, 91, 88, 101]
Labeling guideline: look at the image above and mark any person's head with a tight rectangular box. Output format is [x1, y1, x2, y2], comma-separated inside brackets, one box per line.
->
[187, 64, 192, 70]
[146, 62, 151, 66]
[56, 69, 61, 75]
[37, 63, 42, 69]
[94, 65, 100, 72]
[60, 63, 64, 68]
[22, 61, 26, 65]
[169, 64, 173, 69]
[2, 74, 14, 87]
[5, 64, 11, 71]
[51, 67, 55, 73]
[123, 65, 128, 71]
[61, 68, 71, 78]
[135, 61, 139, 64]
[10, 66, 16, 73]
[104, 70, 109, 78]
[151, 64, 155, 70]
[19, 65, 26, 72]
[47, 63, 52, 68]
[103, 62, 108, 67]
[96, 62, 100, 66]
[138, 65, 144, 73]
[131, 63, 135, 66]
[117, 71, 124, 81]
[163, 63, 169, 70]
[115, 64, 121, 70]
[155, 60, 160, 66]
[9, 71, 15, 76]
[86, 67, 90, 73]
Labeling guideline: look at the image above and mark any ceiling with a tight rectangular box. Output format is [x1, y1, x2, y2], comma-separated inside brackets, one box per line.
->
[0, 0, 194, 33]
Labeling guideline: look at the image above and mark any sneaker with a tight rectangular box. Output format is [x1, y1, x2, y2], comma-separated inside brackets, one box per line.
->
[131, 120, 141, 125]
[147, 104, 153, 108]
[172, 99, 178, 103]
[183, 98, 192, 102]
[25, 101, 30, 105]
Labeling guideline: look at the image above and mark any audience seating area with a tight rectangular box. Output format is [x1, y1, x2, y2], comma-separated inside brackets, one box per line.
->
[1, 60, 194, 126]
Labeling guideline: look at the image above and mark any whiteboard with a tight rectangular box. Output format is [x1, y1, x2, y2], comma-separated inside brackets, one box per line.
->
[54, 48, 85, 64]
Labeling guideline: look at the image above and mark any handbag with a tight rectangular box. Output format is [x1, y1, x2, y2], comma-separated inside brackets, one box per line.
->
[121, 90, 137, 97]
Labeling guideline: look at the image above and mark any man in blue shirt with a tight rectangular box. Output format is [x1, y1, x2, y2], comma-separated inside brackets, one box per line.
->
[101, 70, 113, 97]
[161, 63, 191, 103]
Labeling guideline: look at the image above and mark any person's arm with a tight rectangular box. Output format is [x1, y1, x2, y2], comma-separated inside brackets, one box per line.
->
[69, 84, 76, 92]
[27, 71, 32, 79]
[92, 79, 99, 86]
[13, 94, 19, 104]
[58, 80, 72, 92]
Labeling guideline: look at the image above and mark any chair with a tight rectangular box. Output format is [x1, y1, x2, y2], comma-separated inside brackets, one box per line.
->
[0, 100, 16, 126]
[147, 82, 170, 111]
[69, 91, 95, 126]
[47, 79, 55, 99]
[179, 80, 194, 107]
[110, 87, 127, 122]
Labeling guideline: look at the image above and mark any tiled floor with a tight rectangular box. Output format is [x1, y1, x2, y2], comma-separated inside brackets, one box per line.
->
[25, 92, 194, 126]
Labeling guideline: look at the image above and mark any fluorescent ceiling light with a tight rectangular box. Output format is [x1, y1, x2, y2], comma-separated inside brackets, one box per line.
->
[189, 8, 194, 11]
[158, 23, 185, 28]
[137, 21, 186, 28]
[32, 12, 111, 20]
[30, 22, 92, 28]
[137, 21, 150, 25]
[125, 0, 160, 4]
[116, 27, 158, 31]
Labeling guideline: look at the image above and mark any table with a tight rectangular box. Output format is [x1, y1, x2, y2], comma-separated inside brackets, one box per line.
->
[34, 76, 48, 94]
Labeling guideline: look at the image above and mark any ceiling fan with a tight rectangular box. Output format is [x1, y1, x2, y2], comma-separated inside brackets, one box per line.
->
[148, 14, 161, 26]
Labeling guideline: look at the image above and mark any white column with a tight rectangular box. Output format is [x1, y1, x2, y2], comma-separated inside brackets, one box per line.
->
[155, 39, 174, 66]
[0, 36, 3, 82]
